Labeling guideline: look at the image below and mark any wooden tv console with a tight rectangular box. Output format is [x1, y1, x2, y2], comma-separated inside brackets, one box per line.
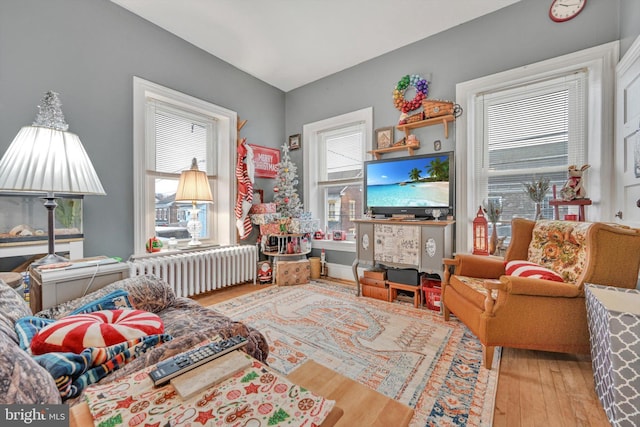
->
[352, 218, 454, 296]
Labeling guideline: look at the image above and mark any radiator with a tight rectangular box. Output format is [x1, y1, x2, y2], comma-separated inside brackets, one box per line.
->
[128, 245, 257, 297]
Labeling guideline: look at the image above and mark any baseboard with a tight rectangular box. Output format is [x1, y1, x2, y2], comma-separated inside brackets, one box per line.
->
[325, 262, 355, 282]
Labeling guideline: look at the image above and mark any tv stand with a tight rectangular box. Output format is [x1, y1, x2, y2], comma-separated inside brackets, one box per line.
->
[352, 219, 454, 296]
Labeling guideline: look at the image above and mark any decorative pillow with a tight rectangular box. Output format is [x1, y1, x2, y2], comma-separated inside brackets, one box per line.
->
[505, 260, 564, 282]
[526, 220, 592, 284]
[31, 309, 164, 355]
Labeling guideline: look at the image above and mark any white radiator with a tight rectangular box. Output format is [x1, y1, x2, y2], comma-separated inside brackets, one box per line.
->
[128, 245, 257, 297]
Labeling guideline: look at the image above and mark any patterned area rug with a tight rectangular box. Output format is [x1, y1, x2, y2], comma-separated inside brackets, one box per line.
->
[212, 281, 500, 426]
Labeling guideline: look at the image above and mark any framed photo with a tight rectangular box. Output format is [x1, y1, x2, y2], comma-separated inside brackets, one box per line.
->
[375, 127, 394, 149]
[434, 139, 442, 151]
[289, 134, 301, 150]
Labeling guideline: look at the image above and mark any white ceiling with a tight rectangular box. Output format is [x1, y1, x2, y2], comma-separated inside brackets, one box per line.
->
[111, 0, 521, 92]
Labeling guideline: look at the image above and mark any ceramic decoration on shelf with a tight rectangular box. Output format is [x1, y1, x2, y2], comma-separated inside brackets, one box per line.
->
[146, 236, 163, 253]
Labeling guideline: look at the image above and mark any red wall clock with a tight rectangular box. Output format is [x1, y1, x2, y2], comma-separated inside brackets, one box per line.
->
[549, 0, 586, 23]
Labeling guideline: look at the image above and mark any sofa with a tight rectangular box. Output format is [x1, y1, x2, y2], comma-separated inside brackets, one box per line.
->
[0, 274, 269, 405]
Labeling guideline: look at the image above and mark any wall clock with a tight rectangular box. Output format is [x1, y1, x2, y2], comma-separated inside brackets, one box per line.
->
[549, 0, 586, 23]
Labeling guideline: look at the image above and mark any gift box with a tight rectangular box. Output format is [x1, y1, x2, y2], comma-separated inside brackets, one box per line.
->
[276, 259, 310, 286]
[259, 222, 282, 236]
[249, 203, 276, 214]
[289, 218, 320, 234]
[250, 213, 281, 225]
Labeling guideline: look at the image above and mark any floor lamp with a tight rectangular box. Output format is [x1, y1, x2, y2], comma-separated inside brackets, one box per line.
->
[0, 92, 106, 266]
[175, 158, 213, 246]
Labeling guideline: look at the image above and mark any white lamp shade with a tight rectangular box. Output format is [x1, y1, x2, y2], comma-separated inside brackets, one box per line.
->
[175, 160, 213, 203]
[0, 126, 105, 195]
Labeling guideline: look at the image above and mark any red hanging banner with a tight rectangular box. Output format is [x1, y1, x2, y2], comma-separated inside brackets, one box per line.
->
[250, 144, 280, 178]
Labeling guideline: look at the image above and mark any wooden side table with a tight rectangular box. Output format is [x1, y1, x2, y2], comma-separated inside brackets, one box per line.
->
[549, 185, 592, 221]
[388, 281, 421, 308]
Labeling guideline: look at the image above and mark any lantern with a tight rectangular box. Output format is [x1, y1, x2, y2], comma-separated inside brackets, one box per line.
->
[473, 206, 489, 255]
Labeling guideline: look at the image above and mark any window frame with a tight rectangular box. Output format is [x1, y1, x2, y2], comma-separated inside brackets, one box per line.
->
[133, 77, 237, 254]
[303, 107, 373, 252]
[455, 42, 618, 253]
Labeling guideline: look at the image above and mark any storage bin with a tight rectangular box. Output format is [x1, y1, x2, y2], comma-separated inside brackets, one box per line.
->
[276, 260, 310, 285]
[423, 286, 442, 311]
[386, 267, 420, 286]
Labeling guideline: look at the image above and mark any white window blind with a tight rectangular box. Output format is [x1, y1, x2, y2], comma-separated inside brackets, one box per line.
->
[155, 111, 209, 174]
[150, 102, 216, 175]
[474, 71, 587, 228]
[320, 124, 365, 182]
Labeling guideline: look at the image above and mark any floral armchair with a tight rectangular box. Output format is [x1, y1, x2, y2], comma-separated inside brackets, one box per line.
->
[442, 219, 640, 369]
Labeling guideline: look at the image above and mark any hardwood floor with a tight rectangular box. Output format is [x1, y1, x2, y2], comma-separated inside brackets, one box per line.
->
[193, 281, 610, 427]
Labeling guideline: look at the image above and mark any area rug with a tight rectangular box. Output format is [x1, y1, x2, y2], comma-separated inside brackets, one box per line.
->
[211, 281, 500, 426]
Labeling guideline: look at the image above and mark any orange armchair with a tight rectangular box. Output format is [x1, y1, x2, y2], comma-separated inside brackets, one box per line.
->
[442, 218, 640, 369]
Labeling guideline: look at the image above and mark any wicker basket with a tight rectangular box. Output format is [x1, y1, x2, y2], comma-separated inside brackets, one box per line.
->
[406, 111, 424, 123]
[422, 100, 454, 119]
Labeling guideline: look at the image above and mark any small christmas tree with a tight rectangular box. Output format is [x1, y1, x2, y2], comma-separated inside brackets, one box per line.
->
[273, 143, 303, 218]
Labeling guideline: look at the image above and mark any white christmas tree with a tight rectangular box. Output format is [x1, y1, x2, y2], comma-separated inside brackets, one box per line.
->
[273, 143, 303, 218]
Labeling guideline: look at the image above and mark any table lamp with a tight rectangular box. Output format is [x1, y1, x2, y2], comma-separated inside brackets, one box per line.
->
[175, 157, 213, 246]
[0, 91, 106, 266]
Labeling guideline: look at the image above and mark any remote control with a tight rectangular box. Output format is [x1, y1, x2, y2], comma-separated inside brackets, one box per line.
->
[149, 335, 248, 386]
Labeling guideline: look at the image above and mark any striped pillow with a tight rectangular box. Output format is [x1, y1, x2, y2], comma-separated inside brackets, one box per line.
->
[505, 260, 564, 282]
[31, 309, 164, 355]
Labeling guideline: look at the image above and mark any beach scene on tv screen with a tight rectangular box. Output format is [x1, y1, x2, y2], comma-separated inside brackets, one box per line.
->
[367, 155, 449, 207]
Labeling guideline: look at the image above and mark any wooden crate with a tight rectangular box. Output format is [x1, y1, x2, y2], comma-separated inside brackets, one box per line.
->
[362, 284, 389, 301]
[364, 269, 386, 280]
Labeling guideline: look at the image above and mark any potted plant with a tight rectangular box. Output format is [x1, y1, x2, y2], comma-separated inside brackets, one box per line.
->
[523, 177, 550, 220]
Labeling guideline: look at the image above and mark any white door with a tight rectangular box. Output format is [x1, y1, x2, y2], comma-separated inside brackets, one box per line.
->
[615, 36, 640, 228]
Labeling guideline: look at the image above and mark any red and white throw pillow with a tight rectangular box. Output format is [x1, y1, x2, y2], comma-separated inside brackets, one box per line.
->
[505, 260, 564, 282]
[31, 309, 164, 355]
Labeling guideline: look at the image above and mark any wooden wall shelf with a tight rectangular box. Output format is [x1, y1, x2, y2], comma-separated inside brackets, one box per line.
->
[397, 114, 455, 139]
[368, 143, 420, 160]
[369, 114, 455, 159]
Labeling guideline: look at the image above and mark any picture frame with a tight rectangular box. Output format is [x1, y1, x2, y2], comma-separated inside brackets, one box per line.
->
[375, 127, 394, 149]
[289, 134, 301, 150]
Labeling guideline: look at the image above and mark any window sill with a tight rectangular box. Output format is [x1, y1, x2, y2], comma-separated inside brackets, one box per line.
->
[311, 239, 356, 253]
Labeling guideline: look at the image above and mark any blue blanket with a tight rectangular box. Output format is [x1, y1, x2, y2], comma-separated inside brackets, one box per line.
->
[14, 290, 172, 400]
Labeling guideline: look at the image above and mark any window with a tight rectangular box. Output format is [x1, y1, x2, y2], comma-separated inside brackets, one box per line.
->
[456, 42, 618, 253]
[476, 72, 587, 241]
[303, 108, 372, 248]
[133, 77, 237, 254]
[151, 102, 215, 237]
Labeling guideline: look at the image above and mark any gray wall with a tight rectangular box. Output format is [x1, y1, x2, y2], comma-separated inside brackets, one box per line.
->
[0, 0, 285, 263]
[620, 0, 640, 54]
[284, 0, 625, 266]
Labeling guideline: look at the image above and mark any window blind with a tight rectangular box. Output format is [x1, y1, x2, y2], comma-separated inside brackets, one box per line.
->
[474, 70, 587, 226]
[154, 109, 210, 174]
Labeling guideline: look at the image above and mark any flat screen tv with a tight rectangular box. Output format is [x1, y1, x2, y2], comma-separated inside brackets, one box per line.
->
[364, 151, 454, 219]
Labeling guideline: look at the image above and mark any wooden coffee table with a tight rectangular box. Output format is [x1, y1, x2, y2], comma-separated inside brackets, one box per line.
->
[287, 360, 414, 427]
